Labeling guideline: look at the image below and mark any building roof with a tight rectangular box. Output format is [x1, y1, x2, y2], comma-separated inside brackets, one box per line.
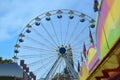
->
[0, 63, 23, 78]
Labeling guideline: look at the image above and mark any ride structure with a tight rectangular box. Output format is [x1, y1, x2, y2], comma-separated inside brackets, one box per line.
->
[13, 9, 95, 80]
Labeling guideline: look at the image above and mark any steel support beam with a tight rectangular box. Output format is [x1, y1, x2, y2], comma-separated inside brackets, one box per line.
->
[45, 56, 62, 80]
[64, 55, 79, 80]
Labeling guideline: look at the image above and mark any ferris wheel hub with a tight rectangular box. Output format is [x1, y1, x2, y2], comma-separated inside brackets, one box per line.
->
[59, 47, 66, 54]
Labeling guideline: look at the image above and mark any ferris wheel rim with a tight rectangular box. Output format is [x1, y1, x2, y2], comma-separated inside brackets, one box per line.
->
[13, 9, 96, 80]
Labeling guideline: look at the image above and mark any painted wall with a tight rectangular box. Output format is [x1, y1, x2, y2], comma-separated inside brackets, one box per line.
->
[79, 44, 99, 80]
[87, 45, 99, 72]
[96, 0, 120, 60]
[79, 0, 120, 79]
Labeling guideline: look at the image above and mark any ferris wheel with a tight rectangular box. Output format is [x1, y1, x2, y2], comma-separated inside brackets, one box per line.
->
[13, 9, 95, 80]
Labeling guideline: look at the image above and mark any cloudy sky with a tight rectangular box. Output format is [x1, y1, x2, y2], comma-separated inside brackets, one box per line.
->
[0, 0, 96, 59]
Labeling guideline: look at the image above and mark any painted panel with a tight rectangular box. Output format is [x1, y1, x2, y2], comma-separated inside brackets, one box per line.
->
[87, 45, 99, 72]
[96, 0, 120, 60]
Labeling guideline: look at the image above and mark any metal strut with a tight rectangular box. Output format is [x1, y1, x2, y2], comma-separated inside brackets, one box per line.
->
[44, 56, 62, 80]
[64, 55, 79, 80]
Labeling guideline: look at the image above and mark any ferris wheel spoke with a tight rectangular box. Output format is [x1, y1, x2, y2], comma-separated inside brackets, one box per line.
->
[71, 30, 94, 49]
[63, 60, 66, 80]
[74, 43, 90, 51]
[57, 59, 62, 80]
[73, 61, 78, 72]
[73, 55, 81, 59]
[39, 57, 58, 79]
[40, 22, 58, 47]
[73, 56, 81, 61]
[18, 52, 57, 59]
[45, 59, 59, 77]
[50, 57, 63, 79]
[64, 19, 70, 46]
[50, 19, 60, 46]
[27, 55, 56, 67]
[21, 45, 56, 52]
[55, 58, 66, 79]
[69, 23, 90, 45]
[66, 20, 80, 44]
[71, 36, 89, 48]
[72, 51, 81, 56]
[45, 56, 62, 80]
[63, 55, 79, 79]
[21, 48, 56, 54]
[72, 46, 83, 50]
[39, 64, 53, 79]
[40, 68, 50, 79]
[31, 28, 56, 49]
[72, 42, 90, 51]
[25, 36, 55, 50]
[33, 57, 56, 75]
[59, 19, 63, 45]
[29, 56, 55, 67]
[73, 53, 81, 59]
[73, 45, 83, 50]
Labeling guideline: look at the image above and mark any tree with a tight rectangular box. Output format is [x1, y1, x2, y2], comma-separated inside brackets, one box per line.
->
[0, 57, 13, 63]
[0, 57, 2, 63]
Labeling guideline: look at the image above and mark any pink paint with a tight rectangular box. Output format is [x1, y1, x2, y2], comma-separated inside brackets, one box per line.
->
[97, 0, 109, 54]
[88, 53, 99, 70]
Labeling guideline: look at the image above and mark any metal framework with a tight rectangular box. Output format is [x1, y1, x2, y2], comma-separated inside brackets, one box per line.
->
[13, 9, 95, 80]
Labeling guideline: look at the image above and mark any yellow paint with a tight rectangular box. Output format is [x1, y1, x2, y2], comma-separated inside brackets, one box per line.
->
[110, 0, 120, 21]
[80, 63, 88, 80]
[88, 47, 96, 64]
[100, 0, 120, 59]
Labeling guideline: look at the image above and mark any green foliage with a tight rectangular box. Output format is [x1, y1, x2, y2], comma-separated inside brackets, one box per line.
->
[0, 57, 2, 62]
[0, 57, 13, 63]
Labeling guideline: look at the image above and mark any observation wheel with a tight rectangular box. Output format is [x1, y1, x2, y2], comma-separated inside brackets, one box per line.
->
[13, 9, 95, 80]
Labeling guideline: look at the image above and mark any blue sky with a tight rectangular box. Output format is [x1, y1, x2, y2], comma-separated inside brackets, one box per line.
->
[0, 0, 96, 59]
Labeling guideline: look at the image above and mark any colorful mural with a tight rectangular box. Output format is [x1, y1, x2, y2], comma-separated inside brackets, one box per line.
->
[78, 0, 120, 79]
[79, 44, 99, 79]
[87, 45, 99, 72]
[96, 0, 120, 59]
[79, 62, 88, 80]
